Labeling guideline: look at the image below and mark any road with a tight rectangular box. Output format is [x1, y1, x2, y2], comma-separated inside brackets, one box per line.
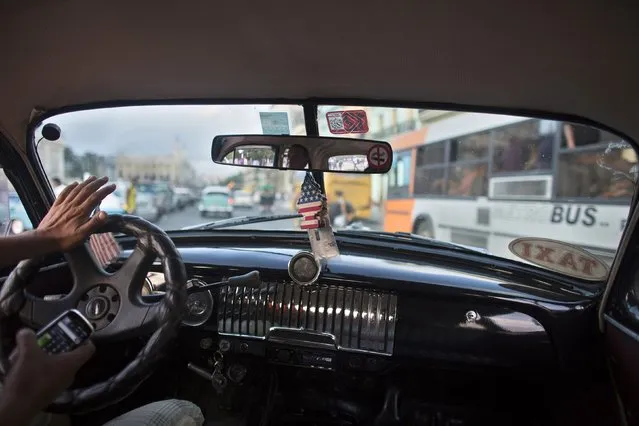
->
[155, 202, 299, 231]
[154, 202, 381, 232]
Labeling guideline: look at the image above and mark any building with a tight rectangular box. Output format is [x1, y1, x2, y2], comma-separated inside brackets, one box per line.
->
[38, 140, 65, 181]
[115, 148, 196, 185]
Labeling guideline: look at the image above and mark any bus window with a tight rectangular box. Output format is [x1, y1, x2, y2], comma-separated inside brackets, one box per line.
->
[388, 151, 411, 198]
[447, 163, 487, 196]
[492, 119, 554, 173]
[416, 141, 446, 166]
[450, 131, 490, 162]
[414, 167, 446, 195]
[556, 131, 636, 199]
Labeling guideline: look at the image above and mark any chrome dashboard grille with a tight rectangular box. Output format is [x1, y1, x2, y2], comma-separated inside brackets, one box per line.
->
[217, 281, 397, 355]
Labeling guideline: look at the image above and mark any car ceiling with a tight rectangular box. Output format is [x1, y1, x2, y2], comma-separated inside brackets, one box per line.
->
[0, 0, 638, 154]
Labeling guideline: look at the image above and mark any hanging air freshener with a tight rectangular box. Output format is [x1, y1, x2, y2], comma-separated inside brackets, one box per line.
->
[296, 173, 339, 259]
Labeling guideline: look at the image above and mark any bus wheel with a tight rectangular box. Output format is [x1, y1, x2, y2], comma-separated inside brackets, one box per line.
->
[415, 218, 435, 239]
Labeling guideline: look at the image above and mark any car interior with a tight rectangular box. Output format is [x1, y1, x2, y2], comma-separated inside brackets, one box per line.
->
[1, 1, 639, 426]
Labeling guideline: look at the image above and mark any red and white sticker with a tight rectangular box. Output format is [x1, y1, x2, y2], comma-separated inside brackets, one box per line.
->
[508, 237, 609, 281]
[326, 110, 369, 134]
[367, 144, 391, 169]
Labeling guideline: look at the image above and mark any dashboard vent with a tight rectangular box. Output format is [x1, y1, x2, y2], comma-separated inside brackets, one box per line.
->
[217, 281, 398, 355]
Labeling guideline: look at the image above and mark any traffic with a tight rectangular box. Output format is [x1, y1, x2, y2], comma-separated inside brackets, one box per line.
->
[3, 177, 382, 234]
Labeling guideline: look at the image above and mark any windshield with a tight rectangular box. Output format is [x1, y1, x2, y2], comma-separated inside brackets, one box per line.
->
[35, 104, 637, 279]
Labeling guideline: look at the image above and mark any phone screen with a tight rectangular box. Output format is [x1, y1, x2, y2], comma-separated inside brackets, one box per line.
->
[36, 310, 93, 354]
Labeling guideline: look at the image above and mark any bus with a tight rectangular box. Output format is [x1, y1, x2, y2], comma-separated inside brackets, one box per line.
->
[324, 173, 373, 221]
[292, 173, 373, 221]
[383, 112, 637, 265]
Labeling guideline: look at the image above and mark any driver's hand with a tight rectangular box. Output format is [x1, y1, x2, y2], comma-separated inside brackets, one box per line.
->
[2, 329, 95, 419]
[37, 176, 116, 251]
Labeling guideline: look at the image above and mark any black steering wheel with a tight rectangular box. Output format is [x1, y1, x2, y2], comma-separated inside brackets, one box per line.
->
[0, 214, 187, 412]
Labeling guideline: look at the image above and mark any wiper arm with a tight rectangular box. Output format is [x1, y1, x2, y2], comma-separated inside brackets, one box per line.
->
[182, 214, 302, 231]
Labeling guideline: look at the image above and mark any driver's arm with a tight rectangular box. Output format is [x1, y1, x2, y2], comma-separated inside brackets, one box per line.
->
[0, 176, 115, 268]
[0, 329, 94, 426]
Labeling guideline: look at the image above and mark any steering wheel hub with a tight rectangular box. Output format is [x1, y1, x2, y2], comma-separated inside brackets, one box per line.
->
[85, 296, 109, 319]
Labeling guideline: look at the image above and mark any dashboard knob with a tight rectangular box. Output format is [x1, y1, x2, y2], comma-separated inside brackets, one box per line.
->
[465, 310, 480, 322]
[219, 339, 231, 352]
[227, 363, 248, 383]
[200, 338, 214, 350]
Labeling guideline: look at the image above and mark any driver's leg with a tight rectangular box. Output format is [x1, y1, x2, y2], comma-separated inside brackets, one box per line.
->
[102, 399, 204, 426]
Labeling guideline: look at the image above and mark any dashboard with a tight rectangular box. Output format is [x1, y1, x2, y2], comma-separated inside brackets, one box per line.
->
[137, 239, 600, 373]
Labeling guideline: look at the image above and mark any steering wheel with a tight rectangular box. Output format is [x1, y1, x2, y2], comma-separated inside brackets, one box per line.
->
[0, 214, 187, 413]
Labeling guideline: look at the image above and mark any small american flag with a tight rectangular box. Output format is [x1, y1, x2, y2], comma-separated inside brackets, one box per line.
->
[89, 232, 121, 268]
[296, 173, 327, 230]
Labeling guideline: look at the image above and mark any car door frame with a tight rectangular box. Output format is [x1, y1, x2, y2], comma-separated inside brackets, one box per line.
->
[599, 182, 639, 424]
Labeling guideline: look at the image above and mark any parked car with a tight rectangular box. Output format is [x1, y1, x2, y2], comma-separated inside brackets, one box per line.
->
[232, 190, 253, 208]
[99, 191, 127, 215]
[173, 187, 194, 210]
[198, 186, 233, 218]
[138, 181, 174, 215]
[8, 192, 32, 234]
[114, 184, 160, 222]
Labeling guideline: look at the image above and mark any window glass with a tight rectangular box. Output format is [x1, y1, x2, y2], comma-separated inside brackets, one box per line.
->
[416, 141, 446, 166]
[492, 119, 553, 173]
[389, 151, 411, 188]
[37, 104, 304, 229]
[560, 123, 619, 149]
[492, 178, 550, 198]
[447, 164, 487, 196]
[556, 142, 637, 199]
[0, 169, 33, 235]
[450, 131, 490, 162]
[414, 167, 446, 195]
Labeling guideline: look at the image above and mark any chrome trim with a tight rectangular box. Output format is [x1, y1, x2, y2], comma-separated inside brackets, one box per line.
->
[217, 281, 397, 355]
[183, 279, 214, 327]
[288, 251, 321, 286]
[266, 327, 338, 350]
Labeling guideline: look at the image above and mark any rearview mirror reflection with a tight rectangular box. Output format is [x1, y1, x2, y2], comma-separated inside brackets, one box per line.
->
[211, 135, 393, 174]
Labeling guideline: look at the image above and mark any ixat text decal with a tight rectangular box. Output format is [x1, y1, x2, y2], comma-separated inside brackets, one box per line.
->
[509, 237, 608, 280]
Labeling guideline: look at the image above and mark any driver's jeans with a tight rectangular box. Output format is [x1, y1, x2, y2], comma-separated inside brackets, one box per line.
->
[0, 386, 204, 426]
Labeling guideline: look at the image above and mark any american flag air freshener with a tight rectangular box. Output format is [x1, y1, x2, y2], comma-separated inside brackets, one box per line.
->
[297, 173, 328, 230]
[296, 173, 339, 259]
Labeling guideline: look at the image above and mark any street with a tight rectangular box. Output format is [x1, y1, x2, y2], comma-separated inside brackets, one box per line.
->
[154, 203, 381, 231]
[155, 203, 299, 231]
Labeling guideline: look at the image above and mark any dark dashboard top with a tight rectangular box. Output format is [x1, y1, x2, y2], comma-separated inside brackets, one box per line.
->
[167, 243, 593, 308]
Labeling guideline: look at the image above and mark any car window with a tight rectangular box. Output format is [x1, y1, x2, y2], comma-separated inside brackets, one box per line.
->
[0, 169, 33, 235]
[32, 103, 638, 280]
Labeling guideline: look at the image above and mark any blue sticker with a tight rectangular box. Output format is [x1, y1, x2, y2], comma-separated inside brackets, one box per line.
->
[259, 112, 290, 135]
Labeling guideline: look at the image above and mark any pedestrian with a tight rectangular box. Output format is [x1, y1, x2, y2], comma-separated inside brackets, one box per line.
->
[125, 176, 138, 214]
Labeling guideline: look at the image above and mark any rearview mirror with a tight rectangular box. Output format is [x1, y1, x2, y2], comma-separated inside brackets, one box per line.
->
[211, 135, 393, 174]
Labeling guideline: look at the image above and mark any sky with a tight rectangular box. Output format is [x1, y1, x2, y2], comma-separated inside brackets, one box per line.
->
[36, 104, 303, 178]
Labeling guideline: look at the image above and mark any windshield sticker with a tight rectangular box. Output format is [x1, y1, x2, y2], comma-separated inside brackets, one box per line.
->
[296, 173, 339, 259]
[259, 112, 290, 135]
[508, 237, 609, 281]
[326, 110, 369, 135]
[367, 145, 391, 169]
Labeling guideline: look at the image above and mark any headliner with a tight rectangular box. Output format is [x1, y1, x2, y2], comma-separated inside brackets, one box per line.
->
[0, 0, 638, 152]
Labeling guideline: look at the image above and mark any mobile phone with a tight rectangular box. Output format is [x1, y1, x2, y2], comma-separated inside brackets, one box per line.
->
[36, 309, 94, 354]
